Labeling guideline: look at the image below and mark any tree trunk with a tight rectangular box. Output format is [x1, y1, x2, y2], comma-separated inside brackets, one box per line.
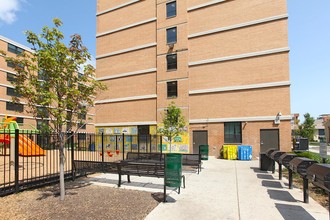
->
[169, 137, 172, 153]
[59, 133, 65, 201]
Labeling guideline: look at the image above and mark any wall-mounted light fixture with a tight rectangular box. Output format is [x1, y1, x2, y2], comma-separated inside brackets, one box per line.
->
[274, 112, 282, 124]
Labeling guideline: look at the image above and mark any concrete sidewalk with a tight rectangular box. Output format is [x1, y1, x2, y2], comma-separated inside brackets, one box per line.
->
[90, 157, 328, 220]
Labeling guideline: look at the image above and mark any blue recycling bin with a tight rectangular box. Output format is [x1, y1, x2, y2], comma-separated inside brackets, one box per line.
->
[238, 145, 252, 160]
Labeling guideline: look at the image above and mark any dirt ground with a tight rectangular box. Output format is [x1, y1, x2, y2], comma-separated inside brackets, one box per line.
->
[0, 177, 159, 220]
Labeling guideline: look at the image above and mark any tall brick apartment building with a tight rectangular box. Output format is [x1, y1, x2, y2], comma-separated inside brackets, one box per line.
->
[95, 0, 292, 158]
[0, 36, 37, 127]
[0, 35, 95, 132]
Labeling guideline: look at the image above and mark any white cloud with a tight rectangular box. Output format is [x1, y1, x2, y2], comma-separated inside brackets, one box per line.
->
[0, 0, 21, 24]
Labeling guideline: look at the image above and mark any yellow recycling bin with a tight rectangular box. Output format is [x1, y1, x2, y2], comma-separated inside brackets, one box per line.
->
[222, 145, 238, 160]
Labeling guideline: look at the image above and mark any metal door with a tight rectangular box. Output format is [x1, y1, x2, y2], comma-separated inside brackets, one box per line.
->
[138, 125, 149, 152]
[260, 129, 279, 153]
[193, 131, 208, 154]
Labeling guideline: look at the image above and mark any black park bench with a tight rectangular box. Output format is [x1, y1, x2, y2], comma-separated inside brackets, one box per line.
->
[118, 152, 185, 202]
[73, 152, 202, 202]
[73, 160, 119, 178]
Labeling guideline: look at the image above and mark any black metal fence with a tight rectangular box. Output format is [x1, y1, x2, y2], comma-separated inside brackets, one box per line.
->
[0, 129, 162, 196]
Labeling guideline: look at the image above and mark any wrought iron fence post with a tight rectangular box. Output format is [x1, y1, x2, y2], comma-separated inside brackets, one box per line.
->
[138, 135, 140, 155]
[71, 132, 75, 180]
[101, 132, 104, 164]
[116, 135, 118, 151]
[160, 135, 163, 155]
[14, 129, 19, 193]
[149, 134, 152, 153]
[122, 133, 125, 160]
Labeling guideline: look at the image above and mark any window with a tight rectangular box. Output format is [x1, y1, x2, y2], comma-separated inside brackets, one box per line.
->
[6, 61, 24, 69]
[6, 116, 24, 124]
[7, 73, 16, 82]
[16, 117, 24, 124]
[78, 113, 87, 120]
[78, 133, 86, 140]
[6, 102, 24, 112]
[7, 61, 15, 68]
[37, 107, 49, 118]
[8, 43, 23, 55]
[224, 122, 242, 143]
[79, 122, 86, 130]
[166, 1, 176, 18]
[166, 27, 177, 44]
[167, 54, 177, 70]
[6, 87, 21, 97]
[167, 81, 177, 98]
[77, 104, 87, 120]
[37, 120, 49, 130]
[319, 129, 325, 136]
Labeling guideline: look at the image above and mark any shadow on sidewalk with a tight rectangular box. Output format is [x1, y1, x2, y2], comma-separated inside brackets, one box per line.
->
[275, 203, 317, 220]
[262, 180, 283, 189]
[250, 166, 269, 174]
[257, 174, 275, 180]
[268, 189, 297, 202]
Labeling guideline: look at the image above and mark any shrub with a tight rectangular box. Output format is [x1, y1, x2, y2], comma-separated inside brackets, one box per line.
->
[294, 151, 330, 163]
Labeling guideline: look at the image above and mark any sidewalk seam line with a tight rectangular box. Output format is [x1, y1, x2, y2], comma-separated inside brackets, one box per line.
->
[235, 161, 241, 220]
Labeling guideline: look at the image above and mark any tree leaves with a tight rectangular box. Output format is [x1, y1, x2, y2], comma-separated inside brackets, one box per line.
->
[296, 113, 316, 141]
[3, 18, 106, 133]
[158, 102, 186, 147]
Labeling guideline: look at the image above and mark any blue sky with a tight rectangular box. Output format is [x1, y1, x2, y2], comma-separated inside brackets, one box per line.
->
[0, 0, 329, 119]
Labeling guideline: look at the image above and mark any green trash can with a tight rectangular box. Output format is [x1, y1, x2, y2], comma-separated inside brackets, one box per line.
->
[165, 153, 182, 188]
[199, 145, 209, 160]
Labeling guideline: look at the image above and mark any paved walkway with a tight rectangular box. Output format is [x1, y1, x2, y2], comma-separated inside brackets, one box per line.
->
[90, 157, 328, 220]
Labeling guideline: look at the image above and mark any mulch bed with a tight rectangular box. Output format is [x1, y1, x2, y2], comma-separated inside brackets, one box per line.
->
[0, 177, 159, 220]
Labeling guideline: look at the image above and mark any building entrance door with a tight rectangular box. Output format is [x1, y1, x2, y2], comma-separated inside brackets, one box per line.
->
[260, 129, 279, 153]
[138, 125, 149, 152]
[193, 131, 208, 154]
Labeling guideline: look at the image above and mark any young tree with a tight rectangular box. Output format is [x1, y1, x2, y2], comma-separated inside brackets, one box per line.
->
[1, 18, 106, 201]
[297, 113, 316, 141]
[158, 102, 186, 152]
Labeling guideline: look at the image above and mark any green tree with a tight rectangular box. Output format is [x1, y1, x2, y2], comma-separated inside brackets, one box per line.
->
[158, 102, 186, 152]
[292, 117, 300, 139]
[1, 18, 106, 200]
[297, 113, 316, 141]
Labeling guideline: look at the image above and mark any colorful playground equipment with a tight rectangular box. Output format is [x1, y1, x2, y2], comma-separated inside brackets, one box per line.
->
[0, 117, 46, 156]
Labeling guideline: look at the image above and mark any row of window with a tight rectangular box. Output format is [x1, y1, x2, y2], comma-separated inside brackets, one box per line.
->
[6, 87, 21, 97]
[7, 61, 24, 69]
[7, 72, 16, 82]
[1, 115, 86, 130]
[8, 43, 23, 55]
[3, 116, 24, 124]
[6, 102, 24, 112]
[4, 101, 88, 120]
